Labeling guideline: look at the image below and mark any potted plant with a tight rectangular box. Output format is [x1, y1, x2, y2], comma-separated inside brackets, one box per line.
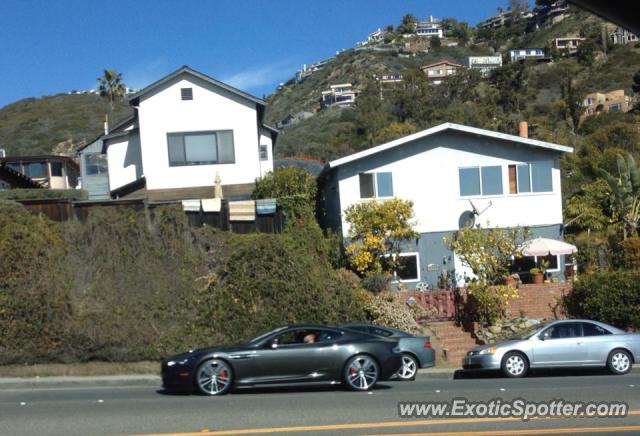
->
[530, 267, 543, 284]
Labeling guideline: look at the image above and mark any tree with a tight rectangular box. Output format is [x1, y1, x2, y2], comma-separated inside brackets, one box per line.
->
[445, 226, 529, 324]
[397, 14, 417, 34]
[344, 199, 418, 276]
[576, 39, 597, 66]
[633, 70, 640, 95]
[97, 69, 126, 112]
[560, 75, 584, 133]
[599, 153, 640, 239]
[564, 178, 617, 233]
[430, 36, 441, 48]
[252, 167, 317, 219]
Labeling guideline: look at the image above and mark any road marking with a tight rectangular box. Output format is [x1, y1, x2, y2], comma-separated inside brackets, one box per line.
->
[366, 425, 640, 435]
[136, 411, 640, 436]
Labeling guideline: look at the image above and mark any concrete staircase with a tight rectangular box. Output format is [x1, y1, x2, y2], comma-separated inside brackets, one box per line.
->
[427, 320, 483, 367]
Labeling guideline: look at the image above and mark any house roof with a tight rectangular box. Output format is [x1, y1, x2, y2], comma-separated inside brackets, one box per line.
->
[327, 122, 573, 169]
[76, 114, 136, 153]
[0, 154, 79, 171]
[127, 65, 267, 107]
[420, 60, 463, 70]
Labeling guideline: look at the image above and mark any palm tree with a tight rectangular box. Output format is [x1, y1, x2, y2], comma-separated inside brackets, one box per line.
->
[599, 153, 640, 239]
[97, 69, 126, 112]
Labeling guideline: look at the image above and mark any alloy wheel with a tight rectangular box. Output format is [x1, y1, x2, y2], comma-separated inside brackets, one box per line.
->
[345, 355, 379, 391]
[397, 355, 418, 380]
[196, 359, 232, 395]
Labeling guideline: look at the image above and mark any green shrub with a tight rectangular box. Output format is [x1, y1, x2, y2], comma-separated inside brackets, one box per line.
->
[252, 167, 317, 220]
[358, 291, 422, 334]
[565, 271, 640, 330]
[620, 237, 640, 270]
[362, 273, 392, 293]
[0, 189, 88, 201]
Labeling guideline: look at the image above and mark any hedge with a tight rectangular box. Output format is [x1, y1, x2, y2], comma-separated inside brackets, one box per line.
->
[0, 189, 88, 201]
[565, 271, 640, 330]
[0, 201, 367, 364]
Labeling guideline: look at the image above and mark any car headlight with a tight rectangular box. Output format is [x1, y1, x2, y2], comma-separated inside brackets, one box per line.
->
[478, 346, 497, 355]
[166, 358, 190, 367]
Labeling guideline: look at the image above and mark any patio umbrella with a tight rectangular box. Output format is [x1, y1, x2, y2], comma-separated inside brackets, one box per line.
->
[214, 171, 224, 199]
[519, 237, 578, 256]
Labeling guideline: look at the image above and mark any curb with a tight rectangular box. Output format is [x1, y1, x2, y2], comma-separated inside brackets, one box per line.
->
[416, 368, 458, 379]
[0, 374, 161, 389]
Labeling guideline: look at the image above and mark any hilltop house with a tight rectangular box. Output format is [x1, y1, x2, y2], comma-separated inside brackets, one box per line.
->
[320, 84, 357, 108]
[610, 27, 638, 45]
[318, 122, 573, 290]
[77, 66, 277, 201]
[508, 48, 551, 62]
[554, 37, 585, 55]
[416, 16, 444, 39]
[420, 61, 463, 85]
[468, 56, 503, 76]
[583, 90, 632, 116]
[0, 155, 79, 190]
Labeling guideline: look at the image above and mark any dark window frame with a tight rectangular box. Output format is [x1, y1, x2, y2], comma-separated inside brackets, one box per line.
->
[84, 153, 108, 176]
[167, 130, 235, 167]
[359, 171, 394, 199]
[259, 144, 269, 161]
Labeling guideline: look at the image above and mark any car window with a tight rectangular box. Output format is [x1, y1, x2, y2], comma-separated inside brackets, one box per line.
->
[581, 323, 611, 336]
[543, 322, 581, 339]
[371, 327, 394, 337]
[345, 325, 370, 334]
[273, 329, 341, 346]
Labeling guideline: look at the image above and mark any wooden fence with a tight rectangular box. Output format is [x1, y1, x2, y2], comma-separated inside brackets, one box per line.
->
[15, 198, 284, 234]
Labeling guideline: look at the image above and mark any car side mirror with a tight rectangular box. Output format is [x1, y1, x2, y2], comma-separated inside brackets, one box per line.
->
[539, 332, 549, 341]
[269, 339, 279, 349]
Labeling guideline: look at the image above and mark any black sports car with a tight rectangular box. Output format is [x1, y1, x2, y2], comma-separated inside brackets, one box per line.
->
[161, 324, 403, 395]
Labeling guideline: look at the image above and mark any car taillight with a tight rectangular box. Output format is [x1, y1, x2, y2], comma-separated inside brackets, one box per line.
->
[424, 341, 432, 348]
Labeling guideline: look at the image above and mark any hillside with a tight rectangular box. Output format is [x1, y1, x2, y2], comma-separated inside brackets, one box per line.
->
[265, 7, 640, 163]
[0, 93, 131, 156]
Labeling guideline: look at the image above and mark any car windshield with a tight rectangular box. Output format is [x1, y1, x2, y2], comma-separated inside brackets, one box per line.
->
[247, 326, 288, 344]
[509, 323, 547, 340]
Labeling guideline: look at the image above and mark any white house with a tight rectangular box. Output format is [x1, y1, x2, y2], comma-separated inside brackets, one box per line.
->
[416, 16, 444, 39]
[318, 123, 573, 289]
[468, 56, 503, 76]
[321, 84, 357, 108]
[508, 48, 550, 62]
[78, 66, 277, 201]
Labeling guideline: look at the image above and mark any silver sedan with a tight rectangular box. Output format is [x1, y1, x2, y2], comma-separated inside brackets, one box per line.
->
[463, 319, 640, 378]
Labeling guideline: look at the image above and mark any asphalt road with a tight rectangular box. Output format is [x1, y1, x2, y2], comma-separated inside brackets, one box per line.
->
[1, 370, 640, 436]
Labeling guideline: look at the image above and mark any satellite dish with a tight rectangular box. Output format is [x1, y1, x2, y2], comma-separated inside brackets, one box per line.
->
[458, 210, 476, 229]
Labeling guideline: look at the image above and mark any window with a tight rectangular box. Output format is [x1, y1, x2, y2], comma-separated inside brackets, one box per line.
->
[382, 252, 420, 282]
[507, 162, 552, 194]
[542, 322, 581, 339]
[396, 254, 419, 281]
[180, 88, 193, 100]
[167, 131, 235, 166]
[25, 162, 46, 178]
[459, 166, 503, 196]
[531, 161, 553, 192]
[259, 144, 268, 161]
[582, 323, 611, 337]
[85, 153, 108, 176]
[359, 172, 393, 199]
[609, 103, 622, 112]
[51, 161, 63, 177]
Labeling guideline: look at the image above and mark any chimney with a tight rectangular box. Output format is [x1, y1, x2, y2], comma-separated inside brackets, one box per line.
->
[518, 121, 528, 138]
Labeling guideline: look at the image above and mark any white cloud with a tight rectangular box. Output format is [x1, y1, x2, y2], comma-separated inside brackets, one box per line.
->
[222, 62, 295, 92]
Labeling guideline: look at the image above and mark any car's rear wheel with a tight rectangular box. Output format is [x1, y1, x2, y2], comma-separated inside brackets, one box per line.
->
[194, 358, 233, 395]
[608, 350, 632, 375]
[502, 352, 528, 378]
[344, 355, 379, 391]
[397, 354, 418, 381]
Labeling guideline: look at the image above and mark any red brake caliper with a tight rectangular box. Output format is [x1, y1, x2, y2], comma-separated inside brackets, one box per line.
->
[219, 370, 228, 379]
[349, 367, 356, 376]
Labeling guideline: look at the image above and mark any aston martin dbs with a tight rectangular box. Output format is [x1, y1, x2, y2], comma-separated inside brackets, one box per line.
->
[161, 324, 403, 395]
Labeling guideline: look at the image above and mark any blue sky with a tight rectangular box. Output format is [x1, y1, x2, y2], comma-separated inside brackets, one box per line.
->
[0, 0, 515, 108]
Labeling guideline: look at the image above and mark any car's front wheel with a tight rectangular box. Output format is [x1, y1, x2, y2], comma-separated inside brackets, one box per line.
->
[397, 354, 418, 381]
[502, 352, 528, 378]
[194, 358, 233, 395]
[344, 355, 379, 391]
[608, 349, 632, 375]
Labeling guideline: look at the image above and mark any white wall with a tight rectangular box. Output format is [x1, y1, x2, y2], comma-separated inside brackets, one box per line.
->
[107, 132, 142, 191]
[336, 137, 565, 237]
[136, 75, 263, 190]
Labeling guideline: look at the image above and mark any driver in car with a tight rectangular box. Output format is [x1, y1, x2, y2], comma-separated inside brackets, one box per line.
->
[303, 332, 317, 344]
